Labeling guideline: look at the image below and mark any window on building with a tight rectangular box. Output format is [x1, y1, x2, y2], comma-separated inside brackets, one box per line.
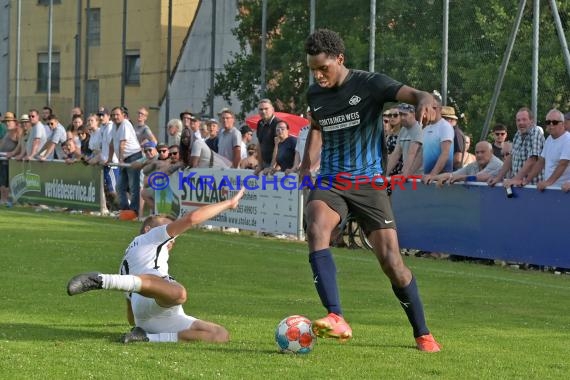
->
[87, 8, 101, 47]
[37, 52, 60, 93]
[38, 0, 62, 5]
[85, 80, 100, 115]
[125, 50, 140, 85]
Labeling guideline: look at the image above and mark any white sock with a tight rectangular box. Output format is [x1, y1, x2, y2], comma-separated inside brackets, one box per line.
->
[147, 332, 178, 342]
[100, 274, 142, 292]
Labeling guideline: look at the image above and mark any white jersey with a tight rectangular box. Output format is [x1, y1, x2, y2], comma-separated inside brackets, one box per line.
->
[119, 224, 175, 278]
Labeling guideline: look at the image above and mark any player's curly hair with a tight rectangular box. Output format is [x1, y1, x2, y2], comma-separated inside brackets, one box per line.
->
[304, 29, 345, 57]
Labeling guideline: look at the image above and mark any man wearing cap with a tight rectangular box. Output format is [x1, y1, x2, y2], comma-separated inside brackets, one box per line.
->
[179, 109, 195, 167]
[387, 103, 423, 176]
[255, 99, 282, 170]
[217, 108, 242, 168]
[239, 125, 254, 160]
[205, 119, 219, 153]
[441, 105, 466, 170]
[108, 106, 142, 216]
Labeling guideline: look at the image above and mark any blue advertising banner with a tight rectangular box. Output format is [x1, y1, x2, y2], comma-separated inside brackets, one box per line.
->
[392, 182, 569, 267]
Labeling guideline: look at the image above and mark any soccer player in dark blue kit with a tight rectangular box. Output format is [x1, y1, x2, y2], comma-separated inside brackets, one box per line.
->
[299, 29, 441, 352]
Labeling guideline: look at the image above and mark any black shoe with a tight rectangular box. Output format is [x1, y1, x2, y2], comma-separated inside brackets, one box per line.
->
[121, 326, 149, 343]
[67, 272, 103, 296]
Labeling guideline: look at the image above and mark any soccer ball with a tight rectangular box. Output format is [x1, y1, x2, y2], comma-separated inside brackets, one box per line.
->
[275, 315, 316, 354]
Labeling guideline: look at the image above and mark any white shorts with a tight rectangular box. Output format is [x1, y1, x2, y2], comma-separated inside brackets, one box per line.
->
[131, 293, 197, 333]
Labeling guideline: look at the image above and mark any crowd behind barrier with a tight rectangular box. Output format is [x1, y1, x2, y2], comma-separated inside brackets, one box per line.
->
[3, 156, 568, 268]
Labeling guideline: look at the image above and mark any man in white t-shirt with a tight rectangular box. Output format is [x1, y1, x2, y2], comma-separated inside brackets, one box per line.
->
[422, 98, 454, 183]
[108, 106, 142, 215]
[67, 189, 244, 343]
[524, 109, 570, 191]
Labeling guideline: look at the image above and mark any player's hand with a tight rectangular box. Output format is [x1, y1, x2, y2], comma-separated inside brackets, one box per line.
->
[228, 188, 245, 209]
[562, 182, 570, 192]
[416, 98, 437, 126]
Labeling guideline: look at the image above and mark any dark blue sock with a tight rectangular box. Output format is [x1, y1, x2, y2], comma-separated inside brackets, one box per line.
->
[309, 249, 342, 315]
[392, 276, 429, 338]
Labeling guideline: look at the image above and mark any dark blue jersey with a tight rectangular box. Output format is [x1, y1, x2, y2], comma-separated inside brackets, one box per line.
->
[307, 70, 403, 178]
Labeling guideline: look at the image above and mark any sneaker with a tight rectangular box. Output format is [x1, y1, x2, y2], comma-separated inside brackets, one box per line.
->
[121, 326, 149, 343]
[415, 333, 441, 352]
[312, 313, 352, 341]
[67, 272, 103, 296]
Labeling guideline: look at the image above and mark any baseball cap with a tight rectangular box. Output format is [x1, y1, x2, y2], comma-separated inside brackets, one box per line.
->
[217, 107, 233, 116]
[156, 143, 168, 151]
[142, 141, 157, 149]
[179, 109, 193, 119]
[398, 103, 415, 113]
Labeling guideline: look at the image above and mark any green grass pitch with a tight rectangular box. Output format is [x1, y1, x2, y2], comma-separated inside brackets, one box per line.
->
[0, 208, 569, 379]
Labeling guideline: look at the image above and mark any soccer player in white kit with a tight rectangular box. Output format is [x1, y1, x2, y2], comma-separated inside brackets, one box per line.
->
[67, 188, 244, 343]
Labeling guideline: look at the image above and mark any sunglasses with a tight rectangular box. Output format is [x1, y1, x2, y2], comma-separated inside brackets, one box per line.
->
[169, 151, 179, 155]
[144, 149, 154, 153]
[159, 149, 169, 153]
[494, 132, 506, 136]
[388, 113, 399, 118]
[545, 120, 562, 126]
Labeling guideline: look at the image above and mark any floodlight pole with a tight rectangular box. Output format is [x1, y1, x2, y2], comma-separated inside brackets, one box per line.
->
[531, 0, 539, 120]
[549, 0, 570, 80]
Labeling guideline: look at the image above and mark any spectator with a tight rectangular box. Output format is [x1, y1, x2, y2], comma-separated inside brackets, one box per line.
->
[166, 118, 182, 147]
[108, 106, 143, 217]
[422, 96, 454, 183]
[460, 135, 476, 167]
[432, 141, 503, 185]
[267, 121, 297, 174]
[565, 112, 570, 133]
[239, 143, 259, 169]
[156, 143, 170, 162]
[287, 119, 322, 176]
[135, 107, 157, 145]
[61, 138, 83, 163]
[21, 109, 47, 160]
[168, 145, 181, 164]
[491, 123, 509, 160]
[489, 107, 544, 187]
[0, 112, 6, 139]
[0, 112, 21, 206]
[199, 121, 210, 140]
[239, 125, 254, 160]
[85, 114, 101, 163]
[217, 108, 242, 168]
[7, 114, 30, 160]
[255, 99, 282, 170]
[441, 105, 466, 170]
[205, 118, 219, 153]
[67, 114, 84, 149]
[70, 106, 84, 123]
[385, 106, 403, 175]
[179, 109, 195, 167]
[77, 126, 93, 157]
[39, 114, 67, 161]
[387, 103, 423, 176]
[522, 109, 570, 191]
[97, 107, 120, 212]
[190, 115, 204, 141]
[41, 106, 54, 136]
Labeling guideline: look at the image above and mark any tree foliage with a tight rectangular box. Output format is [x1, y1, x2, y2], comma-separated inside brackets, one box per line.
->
[213, 0, 570, 139]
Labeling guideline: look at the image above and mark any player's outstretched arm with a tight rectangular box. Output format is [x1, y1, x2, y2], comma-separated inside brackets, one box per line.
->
[166, 188, 245, 237]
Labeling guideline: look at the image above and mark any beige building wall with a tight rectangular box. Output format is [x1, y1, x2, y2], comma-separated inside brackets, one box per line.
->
[8, 0, 196, 136]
